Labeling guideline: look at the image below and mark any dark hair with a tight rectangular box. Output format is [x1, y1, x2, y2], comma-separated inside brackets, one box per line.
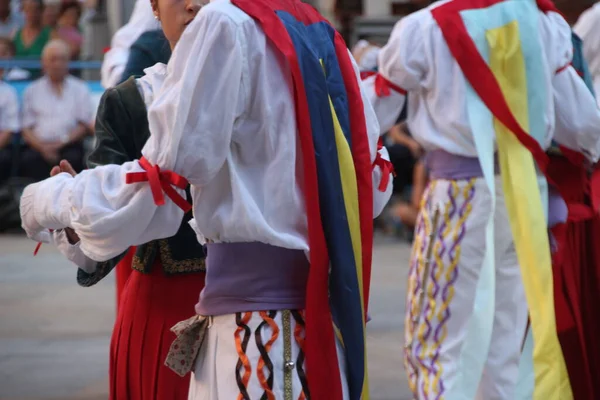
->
[22, 0, 45, 11]
[59, 1, 82, 19]
[0, 37, 16, 55]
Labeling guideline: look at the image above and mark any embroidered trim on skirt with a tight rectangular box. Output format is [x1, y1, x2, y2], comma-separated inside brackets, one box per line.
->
[185, 310, 349, 400]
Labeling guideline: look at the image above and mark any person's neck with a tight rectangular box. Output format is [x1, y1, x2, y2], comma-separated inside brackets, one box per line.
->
[25, 23, 41, 31]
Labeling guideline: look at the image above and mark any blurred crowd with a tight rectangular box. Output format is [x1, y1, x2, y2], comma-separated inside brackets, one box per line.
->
[0, 0, 95, 196]
[1, 0, 97, 74]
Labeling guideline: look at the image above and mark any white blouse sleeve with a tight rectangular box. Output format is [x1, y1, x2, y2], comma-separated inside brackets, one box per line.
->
[363, 13, 427, 134]
[20, 163, 184, 262]
[19, 7, 246, 262]
[548, 13, 600, 162]
[53, 229, 98, 274]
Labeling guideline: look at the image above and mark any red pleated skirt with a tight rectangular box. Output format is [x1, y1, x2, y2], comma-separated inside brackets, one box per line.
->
[115, 248, 135, 312]
[109, 257, 206, 400]
[548, 157, 600, 399]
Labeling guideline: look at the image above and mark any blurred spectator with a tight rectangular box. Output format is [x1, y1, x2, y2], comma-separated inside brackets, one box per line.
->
[42, 0, 60, 28]
[390, 159, 427, 237]
[0, 52, 19, 184]
[20, 39, 91, 181]
[382, 121, 428, 239]
[0, 0, 20, 38]
[387, 120, 420, 195]
[54, 1, 83, 60]
[13, 0, 51, 78]
[0, 36, 29, 80]
[120, 29, 170, 83]
[101, 0, 159, 89]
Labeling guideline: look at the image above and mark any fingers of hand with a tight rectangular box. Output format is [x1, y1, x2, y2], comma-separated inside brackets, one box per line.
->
[50, 166, 61, 177]
[59, 160, 77, 177]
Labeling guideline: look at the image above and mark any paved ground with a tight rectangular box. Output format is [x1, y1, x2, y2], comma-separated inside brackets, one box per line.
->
[0, 233, 412, 400]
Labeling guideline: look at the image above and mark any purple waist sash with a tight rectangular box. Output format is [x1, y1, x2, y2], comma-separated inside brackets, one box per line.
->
[425, 149, 499, 180]
[195, 242, 309, 316]
[424, 149, 567, 227]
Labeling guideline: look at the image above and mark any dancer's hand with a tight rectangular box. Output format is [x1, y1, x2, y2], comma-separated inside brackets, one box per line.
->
[49, 160, 80, 244]
[50, 160, 77, 178]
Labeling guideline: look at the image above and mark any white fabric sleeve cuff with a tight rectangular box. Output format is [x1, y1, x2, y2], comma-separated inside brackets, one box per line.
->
[373, 146, 394, 218]
[20, 182, 45, 238]
[21, 173, 74, 241]
[53, 230, 98, 274]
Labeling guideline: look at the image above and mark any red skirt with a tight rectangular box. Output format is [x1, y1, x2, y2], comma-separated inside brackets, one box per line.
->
[548, 157, 600, 399]
[109, 259, 206, 400]
[115, 248, 135, 311]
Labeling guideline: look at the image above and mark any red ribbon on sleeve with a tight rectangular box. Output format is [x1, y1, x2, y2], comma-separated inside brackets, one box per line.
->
[125, 157, 192, 212]
[33, 158, 191, 256]
[373, 138, 395, 192]
[375, 73, 407, 97]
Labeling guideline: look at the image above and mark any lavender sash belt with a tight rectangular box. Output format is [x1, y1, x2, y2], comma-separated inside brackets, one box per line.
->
[425, 149, 566, 227]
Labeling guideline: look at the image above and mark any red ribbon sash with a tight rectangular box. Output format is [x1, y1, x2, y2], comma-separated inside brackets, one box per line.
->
[125, 157, 192, 213]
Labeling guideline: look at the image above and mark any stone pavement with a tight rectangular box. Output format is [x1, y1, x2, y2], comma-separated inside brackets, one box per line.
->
[0, 234, 413, 400]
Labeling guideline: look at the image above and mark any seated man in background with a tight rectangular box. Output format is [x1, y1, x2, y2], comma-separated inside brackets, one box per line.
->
[0, 44, 19, 184]
[20, 39, 91, 181]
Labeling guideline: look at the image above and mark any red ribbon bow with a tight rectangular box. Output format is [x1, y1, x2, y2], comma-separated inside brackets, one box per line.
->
[126, 157, 192, 213]
[373, 139, 395, 192]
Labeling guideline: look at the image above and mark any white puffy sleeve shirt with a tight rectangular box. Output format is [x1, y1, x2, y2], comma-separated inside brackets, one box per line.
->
[363, 6, 600, 162]
[50, 63, 168, 269]
[20, 0, 392, 262]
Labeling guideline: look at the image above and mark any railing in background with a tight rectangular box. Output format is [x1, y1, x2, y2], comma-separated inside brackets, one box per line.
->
[0, 60, 103, 71]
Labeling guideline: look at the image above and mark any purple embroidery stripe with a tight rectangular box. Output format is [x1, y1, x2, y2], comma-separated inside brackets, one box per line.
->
[432, 180, 476, 400]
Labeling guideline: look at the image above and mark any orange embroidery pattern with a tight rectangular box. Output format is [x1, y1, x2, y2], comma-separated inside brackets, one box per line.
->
[235, 312, 253, 400]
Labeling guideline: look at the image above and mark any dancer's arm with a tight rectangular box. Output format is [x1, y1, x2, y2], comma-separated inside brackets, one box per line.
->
[20, 7, 245, 262]
[348, 50, 394, 217]
[50, 84, 144, 280]
[362, 14, 427, 134]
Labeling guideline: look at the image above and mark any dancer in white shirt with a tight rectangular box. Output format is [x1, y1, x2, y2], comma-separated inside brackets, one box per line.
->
[100, 0, 159, 89]
[20, 0, 393, 399]
[363, 0, 600, 398]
